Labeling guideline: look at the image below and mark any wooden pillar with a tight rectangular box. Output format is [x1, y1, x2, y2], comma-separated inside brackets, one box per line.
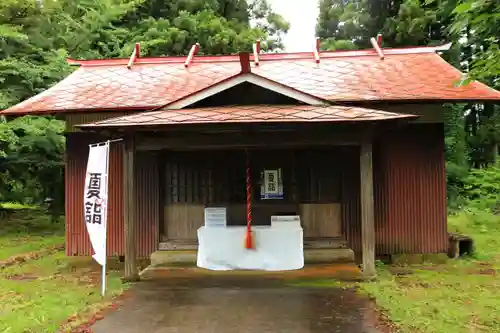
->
[360, 141, 376, 278]
[123, 136, 139, 281]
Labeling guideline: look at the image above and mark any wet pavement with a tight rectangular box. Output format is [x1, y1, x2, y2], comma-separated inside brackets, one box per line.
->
[91, 277, 383, 333]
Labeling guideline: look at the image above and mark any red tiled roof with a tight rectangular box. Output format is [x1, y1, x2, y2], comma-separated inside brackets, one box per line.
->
[2, 44, 500, 115]
[77, 105, 418, 128]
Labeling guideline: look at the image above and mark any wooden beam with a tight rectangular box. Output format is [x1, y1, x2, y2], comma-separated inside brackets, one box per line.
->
[136, 130, 363, 151]
[314, 37, 321, 63]
[253, 40, 260, 66]
[184, 43, 200, 68]
[123, 136, 139, 281]
[370, 37, 384, 60]
[360, 140, 376, 278]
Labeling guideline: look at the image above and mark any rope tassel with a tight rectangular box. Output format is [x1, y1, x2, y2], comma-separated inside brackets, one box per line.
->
[245, 149, 255, 250]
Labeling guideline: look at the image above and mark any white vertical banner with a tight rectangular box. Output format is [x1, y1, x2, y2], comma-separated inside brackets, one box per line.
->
[84, 141, 110, 296]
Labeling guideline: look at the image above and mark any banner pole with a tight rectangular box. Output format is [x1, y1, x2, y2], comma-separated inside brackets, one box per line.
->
[89, 138, 123, 148]
[101, 140, 111, 297]
[101, 260, 106, 297]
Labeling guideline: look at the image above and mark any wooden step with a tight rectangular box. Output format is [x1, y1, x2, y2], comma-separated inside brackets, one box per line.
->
[151, 250, 197, 267]
[304, 248, 354, 264]
[150, 248, 355, 267]
[303, 237, 348, 249]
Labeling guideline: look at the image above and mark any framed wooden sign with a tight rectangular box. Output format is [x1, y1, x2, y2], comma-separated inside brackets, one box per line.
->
[261, 168, 284, 200]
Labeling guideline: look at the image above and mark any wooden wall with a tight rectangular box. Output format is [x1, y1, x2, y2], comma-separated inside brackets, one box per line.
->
[373, 123, 448, 255]
[63, 112, 133, 132]
[64, 122, 448, 258]
[343, 123, 448, 258]
[65, 132, 159, 258]
[63, 108, 448, 258]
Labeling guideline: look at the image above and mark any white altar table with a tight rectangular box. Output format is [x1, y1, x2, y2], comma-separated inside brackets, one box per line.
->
[197, 225, 304, 271]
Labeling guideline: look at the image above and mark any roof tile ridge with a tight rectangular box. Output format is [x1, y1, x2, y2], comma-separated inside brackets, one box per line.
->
[65, 43, 452, 67]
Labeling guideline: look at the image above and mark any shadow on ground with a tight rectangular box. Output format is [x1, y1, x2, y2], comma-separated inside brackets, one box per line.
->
[91, 274, 387, 333]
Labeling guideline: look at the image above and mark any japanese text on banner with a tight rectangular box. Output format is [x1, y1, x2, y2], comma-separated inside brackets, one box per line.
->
[84, 173, 103, 225]
[83, 143, 109, 266]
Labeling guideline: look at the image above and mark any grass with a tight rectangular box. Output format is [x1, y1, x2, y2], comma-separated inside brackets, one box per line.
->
[2, 202, 499, 332]
[0, 205, 65, 261]
[0, 235, 64, 261]
[361, 210, 500, 333]
[293, 210, 500, 333]
[0, 207, 127, 333]
[0, 252, 126, 333]
[360, 210, 500, 333]
[0, 202, 39, 210]
[361, 261, 500, 333]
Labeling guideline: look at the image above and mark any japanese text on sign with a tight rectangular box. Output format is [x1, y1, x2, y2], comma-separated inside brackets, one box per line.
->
[84, 172, 103, 224]
[261, 169, 283, 199]
[267, 172, 276, 192]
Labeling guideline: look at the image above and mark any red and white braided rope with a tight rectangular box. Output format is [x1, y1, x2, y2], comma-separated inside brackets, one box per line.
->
[245, 151, 252, 233]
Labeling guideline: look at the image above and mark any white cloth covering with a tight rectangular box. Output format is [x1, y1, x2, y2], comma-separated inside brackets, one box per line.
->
[197, 226, 304, 271]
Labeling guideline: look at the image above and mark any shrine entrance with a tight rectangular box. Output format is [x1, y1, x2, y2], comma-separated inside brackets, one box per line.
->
[159, 146, 347, 250]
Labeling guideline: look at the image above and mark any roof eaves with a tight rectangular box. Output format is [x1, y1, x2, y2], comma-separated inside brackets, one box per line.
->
[431, 54, 500, 99]
[0, 68, 83, 115]
[330, 97, 500, 105]
[75, 105, 419, 130]
[3, 105, 157, 117]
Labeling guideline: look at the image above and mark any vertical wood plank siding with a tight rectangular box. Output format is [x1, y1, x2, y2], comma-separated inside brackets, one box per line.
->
[64, 112, 134, 132]
[135, 151, 160, 254]
[65, 133, 158, 258]
[372, 123, 448, 255]
[341, 146, 361, 252]
[162, 149, 345, 237]
[344, 123, 447, 256]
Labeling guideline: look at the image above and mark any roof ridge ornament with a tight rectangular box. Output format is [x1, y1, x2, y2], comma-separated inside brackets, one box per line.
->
[253, 40, 261, 66]
[239, 52, 251, 73]
[370, 34, 384, 60]
[184, 43, 200, 68]
[127, 43, 141, 69]
[314, 37, 321, 64]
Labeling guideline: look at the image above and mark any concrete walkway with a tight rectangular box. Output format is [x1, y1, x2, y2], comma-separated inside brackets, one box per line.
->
[91, 276, 384, 333]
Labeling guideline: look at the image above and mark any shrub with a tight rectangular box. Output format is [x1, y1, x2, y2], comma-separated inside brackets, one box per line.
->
[460, 165, 500, 213]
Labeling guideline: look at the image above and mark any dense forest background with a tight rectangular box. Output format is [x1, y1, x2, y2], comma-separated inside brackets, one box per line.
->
[316, 0, 500, 213]
[0, 0, 499, 215]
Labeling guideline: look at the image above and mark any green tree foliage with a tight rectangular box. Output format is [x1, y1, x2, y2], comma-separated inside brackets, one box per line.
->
[0, 117, 65, 206]
[316, 0, 500, 208]
[460, 165, 500, 224]
[315, 0, 367, 50]
[315, 0, 454, 50]
[0, 1, 68, 210]
[384, 0, 439, 46]
[39, 0, 288, 59]
[448, 0, 500, 170]
[444, 104, 469, 206]
[0, 0, 288, 210]
[249, 0, 290, 51]
[449, 0, 499, 86]
[0, 1, 70, 110]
